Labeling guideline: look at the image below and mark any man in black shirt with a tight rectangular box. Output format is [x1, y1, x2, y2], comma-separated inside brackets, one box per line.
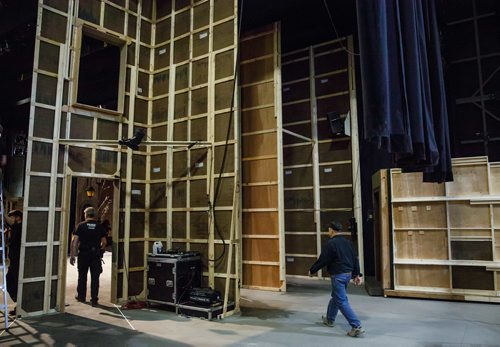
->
[70, 207, 107, 306]
[6, 210, 22, 316]
[309, 221, 364, 337]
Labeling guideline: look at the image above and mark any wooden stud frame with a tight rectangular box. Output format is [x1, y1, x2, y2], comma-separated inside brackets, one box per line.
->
[280, 36, 364, 280]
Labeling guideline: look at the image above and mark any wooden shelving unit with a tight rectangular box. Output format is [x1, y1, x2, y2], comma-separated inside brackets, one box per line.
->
[385, 157, 500, 302]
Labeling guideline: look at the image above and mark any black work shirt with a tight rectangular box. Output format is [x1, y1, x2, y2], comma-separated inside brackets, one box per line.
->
[8, 222, 22, 270]
[310, 235, 360, 277]
[74, 220, 106, 255]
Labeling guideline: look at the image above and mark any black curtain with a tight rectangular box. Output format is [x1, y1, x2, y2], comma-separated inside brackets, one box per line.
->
[357, 0, 453, 182]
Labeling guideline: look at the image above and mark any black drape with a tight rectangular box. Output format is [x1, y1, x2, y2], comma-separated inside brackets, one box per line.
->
[357, 0, 453, 182]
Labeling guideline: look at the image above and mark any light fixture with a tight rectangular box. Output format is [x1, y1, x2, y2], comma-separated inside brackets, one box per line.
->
[86, 186, 95, 198]
[118, 128, 146, 150]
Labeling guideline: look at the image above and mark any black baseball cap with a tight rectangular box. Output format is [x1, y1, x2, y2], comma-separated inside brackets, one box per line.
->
[328, 221, 343, 231]
[8, 210, 23, 218]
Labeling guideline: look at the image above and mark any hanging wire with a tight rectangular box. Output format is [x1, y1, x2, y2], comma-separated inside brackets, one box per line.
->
[207, 0, 245, 265]
[322, 0, 360, 56]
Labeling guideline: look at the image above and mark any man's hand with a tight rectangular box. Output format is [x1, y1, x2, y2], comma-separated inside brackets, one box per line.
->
[353, 276, 363, 286]
[70, 256, 75, 266]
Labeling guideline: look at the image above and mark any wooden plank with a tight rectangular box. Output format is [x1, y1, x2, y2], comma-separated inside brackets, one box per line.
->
[446, 164, 489, 196]
[384, 289, 465, 301]
[448, 202, 491, 228]
[392, 172, 445, 199]
[393, 202, 447, 229]
[372, 170, 391, 288]
[394, 230, 448, 260]
[242, 264, 281, 288]
[242, 239, 280, 262]
[242, 185, 278, 209]
[395, 264, 450, 288]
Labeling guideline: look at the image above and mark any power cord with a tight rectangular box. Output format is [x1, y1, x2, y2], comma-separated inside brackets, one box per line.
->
[208, 0, 245, 265]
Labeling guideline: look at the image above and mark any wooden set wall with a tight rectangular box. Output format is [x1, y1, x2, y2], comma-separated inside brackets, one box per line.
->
[19, 0, 240, 317]
[384, 157, 500, 302]
[240, 23, 285, 291]
[280, 37, 363, 279]
[162, 0, 239, 307]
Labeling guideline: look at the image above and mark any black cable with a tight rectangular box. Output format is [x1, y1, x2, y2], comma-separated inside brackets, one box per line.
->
[321, 0, 360, 56]
[208, 0, 244, 264]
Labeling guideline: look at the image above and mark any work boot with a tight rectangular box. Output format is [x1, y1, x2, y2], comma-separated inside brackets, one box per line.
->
[8, 307, 16, 316]
[90, 300, 98, 307]
[75, 296, 85, 303]
[347, 326, 365, 337]
[322, 315, 334, 327]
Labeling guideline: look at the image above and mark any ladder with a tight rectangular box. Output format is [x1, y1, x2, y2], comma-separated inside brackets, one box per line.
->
[0, 177, 9, 330]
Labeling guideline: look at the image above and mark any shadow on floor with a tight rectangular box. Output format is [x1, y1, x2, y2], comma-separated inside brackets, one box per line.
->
[0, 312, 190, 347]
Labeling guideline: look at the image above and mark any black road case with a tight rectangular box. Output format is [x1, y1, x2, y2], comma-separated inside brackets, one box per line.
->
[147, 253, 202, 304]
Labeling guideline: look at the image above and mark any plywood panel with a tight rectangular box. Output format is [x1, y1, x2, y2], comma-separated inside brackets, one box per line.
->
[282, 59, 309, 83]
[243, 185, 278, 209]
[495, 207, 500, 228]
[242, 132, 277, 158]
[241, 106, 276, 133]
[242, 159, 278, 183]
[285, 211, 315, 232]
[452, 266, 494, 290]
[284, 167, 313, 187]
[319, 163, 352, 186]
[243, 264, 281, 288]
[318, 140, 351, 162]
[285, 234, 316, 255]
[491, 165, 500, 195]
[285, 256, 314, 276]
[396, 265, 450, 288]
[451, 241, 493, 261]
[241, 57, 274, 85]
[448, 202, 490, 228]
[393, 202, 447, 229]
[282, 101, 310, 123]
[394, 230, 448, 260]
[320, 187, 353, 209]
[446, 165, 489, 196]
[242, 212, 279, 236]
[243, 239, 279, 262]
[315, 73, 348, 97]
[392, 172, 445, 198]
[284, 189, 314, 209]
[283, 145, 313, 165]
[282, 80, 309, 103]
[241, 82, 275, 109]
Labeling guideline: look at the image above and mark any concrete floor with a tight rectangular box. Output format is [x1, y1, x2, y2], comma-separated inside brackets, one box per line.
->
[1, 253, 500, 346]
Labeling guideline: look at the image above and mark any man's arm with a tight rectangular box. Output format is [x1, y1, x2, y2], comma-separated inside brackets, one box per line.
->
[351, 243, 362, 285]
[309, 244, 332, 275]
[70, 235, 79, 266]
[100, 236, 107, 250]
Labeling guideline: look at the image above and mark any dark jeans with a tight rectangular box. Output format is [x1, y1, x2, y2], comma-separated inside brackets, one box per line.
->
[327, 273, 361, 328]
[6, 266, 19, 302]
[77, 253, 102, 302]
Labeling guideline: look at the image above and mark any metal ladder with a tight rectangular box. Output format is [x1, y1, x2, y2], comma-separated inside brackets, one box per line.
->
[0, 177, 9, 330]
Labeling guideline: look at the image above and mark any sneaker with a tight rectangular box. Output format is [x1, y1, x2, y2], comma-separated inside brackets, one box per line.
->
[347, 326, 365, 337]
[322, 315, 334, 327]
